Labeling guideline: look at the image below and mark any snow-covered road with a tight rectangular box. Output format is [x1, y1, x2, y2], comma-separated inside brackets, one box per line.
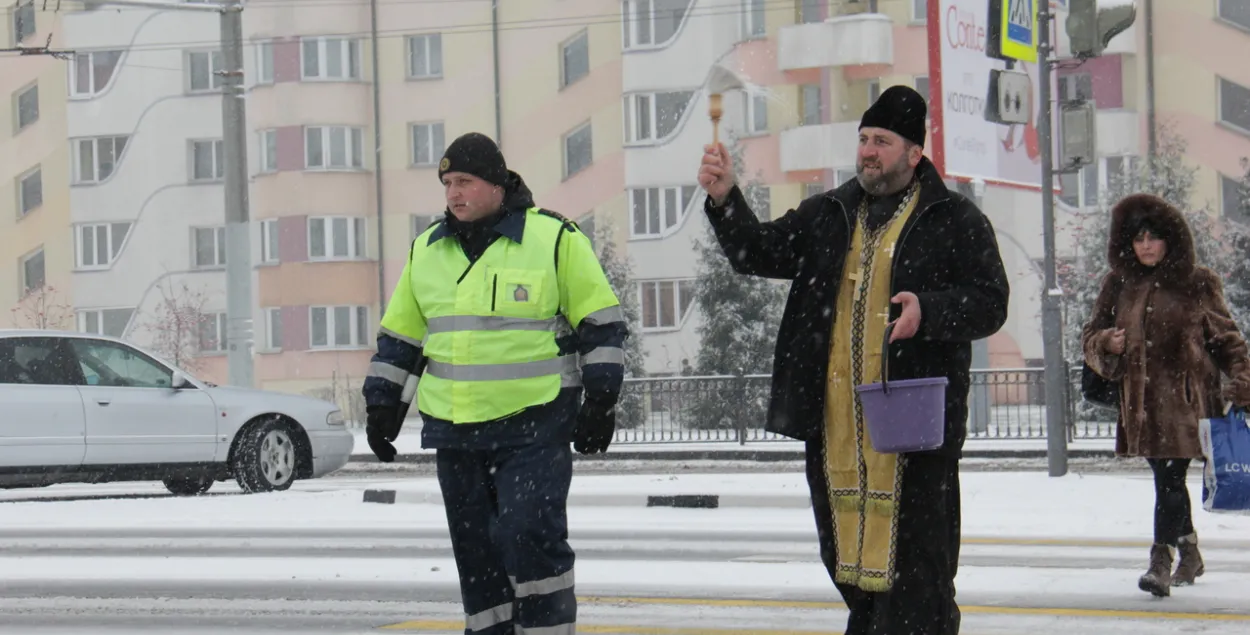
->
[0, 469, 1247, 633]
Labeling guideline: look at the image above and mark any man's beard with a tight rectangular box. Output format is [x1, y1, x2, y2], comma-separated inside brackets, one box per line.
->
[856, 158, 911, 196]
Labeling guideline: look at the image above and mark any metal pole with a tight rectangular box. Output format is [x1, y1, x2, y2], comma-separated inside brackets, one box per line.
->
[221, 3, 254, 388]
[370, 0, 386, 313]
[1037, 2, 1068, 477]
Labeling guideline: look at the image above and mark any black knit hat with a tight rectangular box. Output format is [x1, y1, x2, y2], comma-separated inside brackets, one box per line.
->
[438, 132, 508, 187]
[860, 85, 927, 148]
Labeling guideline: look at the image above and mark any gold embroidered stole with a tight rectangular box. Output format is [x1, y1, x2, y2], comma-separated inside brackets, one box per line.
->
[822, 183, 920, 593]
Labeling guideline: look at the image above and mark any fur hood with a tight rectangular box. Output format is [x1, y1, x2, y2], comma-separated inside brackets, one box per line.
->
[1107, 193, 1195, 283]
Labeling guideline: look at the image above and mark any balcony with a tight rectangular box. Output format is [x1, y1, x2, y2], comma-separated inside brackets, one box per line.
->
[1093, 110, 1140, 156]
[779, 121, 860, 172]
[777, 14, 893, 71]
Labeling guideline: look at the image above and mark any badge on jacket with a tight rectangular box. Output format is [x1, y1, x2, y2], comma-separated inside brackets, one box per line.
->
[513, 284, 529, 302]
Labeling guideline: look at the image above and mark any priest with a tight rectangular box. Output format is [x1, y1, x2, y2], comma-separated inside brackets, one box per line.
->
[695, 85, 1010, 634]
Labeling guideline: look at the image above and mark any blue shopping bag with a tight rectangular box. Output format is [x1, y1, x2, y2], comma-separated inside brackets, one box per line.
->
[1199, 405, 1250, 514]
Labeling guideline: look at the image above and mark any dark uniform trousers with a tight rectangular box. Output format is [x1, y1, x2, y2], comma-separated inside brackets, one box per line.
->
[437, 441, 577, 635]
[805, 439, 962, 635]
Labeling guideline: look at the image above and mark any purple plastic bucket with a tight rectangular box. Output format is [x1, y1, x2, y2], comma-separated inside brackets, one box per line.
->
[854, 377, 949, 454]
[852, 322, 949, 454]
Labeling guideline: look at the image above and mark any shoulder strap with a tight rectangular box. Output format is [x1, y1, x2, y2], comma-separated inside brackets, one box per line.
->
[534, 207, 578, 272]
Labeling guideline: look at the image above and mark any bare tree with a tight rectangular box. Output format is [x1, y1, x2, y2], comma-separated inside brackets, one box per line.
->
[10, 285, 74, 330]
[142, 281, 213, 372]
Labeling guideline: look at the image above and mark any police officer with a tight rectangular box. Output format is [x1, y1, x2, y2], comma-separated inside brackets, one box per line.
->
[362, 132, 627, 635]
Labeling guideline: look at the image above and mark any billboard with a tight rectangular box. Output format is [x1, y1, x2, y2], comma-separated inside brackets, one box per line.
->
[930, 0, 1058, 188]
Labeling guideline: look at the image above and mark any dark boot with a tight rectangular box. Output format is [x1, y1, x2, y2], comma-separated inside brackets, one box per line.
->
[1173, 533, 1205, 586]
[1138, 544, 1173, 597]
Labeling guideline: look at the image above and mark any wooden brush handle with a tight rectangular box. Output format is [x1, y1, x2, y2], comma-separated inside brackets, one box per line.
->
[709, 93, 723, 146]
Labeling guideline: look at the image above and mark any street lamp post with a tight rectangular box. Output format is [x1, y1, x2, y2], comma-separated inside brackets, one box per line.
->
[94, 0, 254, 388]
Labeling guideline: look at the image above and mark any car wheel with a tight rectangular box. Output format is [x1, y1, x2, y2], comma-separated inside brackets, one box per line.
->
[163, 477, 213, 496]
[233, 418, 299, 493]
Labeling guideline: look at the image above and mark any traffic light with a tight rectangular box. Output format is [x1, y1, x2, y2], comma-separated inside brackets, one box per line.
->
[1066, 0, 1137, 58]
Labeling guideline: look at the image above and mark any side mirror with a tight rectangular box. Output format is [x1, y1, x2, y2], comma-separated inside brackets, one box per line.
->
[171, 372, 191, 390]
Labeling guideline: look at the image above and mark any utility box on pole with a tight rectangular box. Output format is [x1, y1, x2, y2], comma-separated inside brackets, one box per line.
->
[1058, 100, 1097, 172]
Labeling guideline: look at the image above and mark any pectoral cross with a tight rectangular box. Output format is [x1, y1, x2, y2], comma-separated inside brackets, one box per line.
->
[848, 269, 866, 302]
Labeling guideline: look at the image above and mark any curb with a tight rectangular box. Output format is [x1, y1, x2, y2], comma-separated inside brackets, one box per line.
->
[348, 448, 1117, 464]
[362, 489, 814, 509]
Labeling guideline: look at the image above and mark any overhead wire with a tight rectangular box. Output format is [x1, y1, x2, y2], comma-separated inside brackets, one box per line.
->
[17, 0, 807, 55]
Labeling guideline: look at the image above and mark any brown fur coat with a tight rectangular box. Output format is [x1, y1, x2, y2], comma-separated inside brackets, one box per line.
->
[1082, 194, 1250, 459]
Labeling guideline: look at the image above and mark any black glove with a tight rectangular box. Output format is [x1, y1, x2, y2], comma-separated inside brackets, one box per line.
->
[573, 399, 616, 455]
[365, 405, 402, 463]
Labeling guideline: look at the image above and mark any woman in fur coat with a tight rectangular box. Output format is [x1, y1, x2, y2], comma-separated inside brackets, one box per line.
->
[1082, 193, 1250, 598]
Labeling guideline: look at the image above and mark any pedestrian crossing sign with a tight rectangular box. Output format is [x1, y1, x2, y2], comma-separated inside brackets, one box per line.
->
[998, 0, 1038, 62]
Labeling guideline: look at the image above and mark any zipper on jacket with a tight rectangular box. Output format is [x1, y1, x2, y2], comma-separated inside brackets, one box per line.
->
[491, 275, 498, 312]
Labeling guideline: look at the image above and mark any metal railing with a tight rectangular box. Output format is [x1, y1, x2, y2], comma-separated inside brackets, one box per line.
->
[611, 367, 1117, 444]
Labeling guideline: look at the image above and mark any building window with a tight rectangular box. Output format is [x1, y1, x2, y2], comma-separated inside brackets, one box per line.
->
[13, 1, 34, 42]
[805, 183, 826, 198]
[193, 226, 226, 268]
[310, 305, 369, 349]
[21, 248, 45, 295]
[799, 0, 823, 23]
[308, 216, 366, 260]
[1059, 73, 1093, 102]
[1221, 173, 1249, 223]
[18, 166, 41, 216]
[264, 307, 283, 349]
[915, 76, 931, 106]
[561, 30, 589, 88]
[258, 129, 277, 172]
[801, 84, 822, 125]
[300, 36, 360, 80]
[630, 185, 696, 238]
[1218, 0, 1250, 32]
[255, 40, 274, 84]
[746, 92, 768, 134]
[1218, 77, 1250, 134]
[186, 49, 223, 92]
[198, 312, 227, 353]
[835, 168, 856, 186]
[911, 0, 927, 22]
[868, 79, 881, 105]
[1059, 155, 1138, 208]
[78, 308, 135, 338]
[638, 279, 695, 330]
[407, 34, 442, 79]
[70, 50, 123, 97]
[304, 126, 364, 169]
[76, 222, 131, 269]
[74, 135, 129, 184]
[622, 0, 693, 50]
[14, 83, 38, 131]
[260, 219, 279, 263]
[190, 139, 225, 181]
[563, 122, 593, 178]
[411, 214, 440, 240]
[623, 91, 694, 143]
[411, 122, 446, 167]
[741, 0, 766, 38]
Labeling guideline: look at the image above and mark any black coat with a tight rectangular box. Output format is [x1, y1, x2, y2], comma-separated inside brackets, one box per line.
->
[703, 158, 1010, 457]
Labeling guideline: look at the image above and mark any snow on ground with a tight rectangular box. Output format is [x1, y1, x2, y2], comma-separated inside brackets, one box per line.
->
[2, 555, 1248, 608]
[1, 471, 1248, 542]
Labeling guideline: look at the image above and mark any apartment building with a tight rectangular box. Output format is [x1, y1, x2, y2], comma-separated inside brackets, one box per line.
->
[240, 0, 626, 396]
[61, 6, 234, 382]
[2, 2, 72, 329]
[16, 0, 1244, 397]
[1055, 0, 1250, 223]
